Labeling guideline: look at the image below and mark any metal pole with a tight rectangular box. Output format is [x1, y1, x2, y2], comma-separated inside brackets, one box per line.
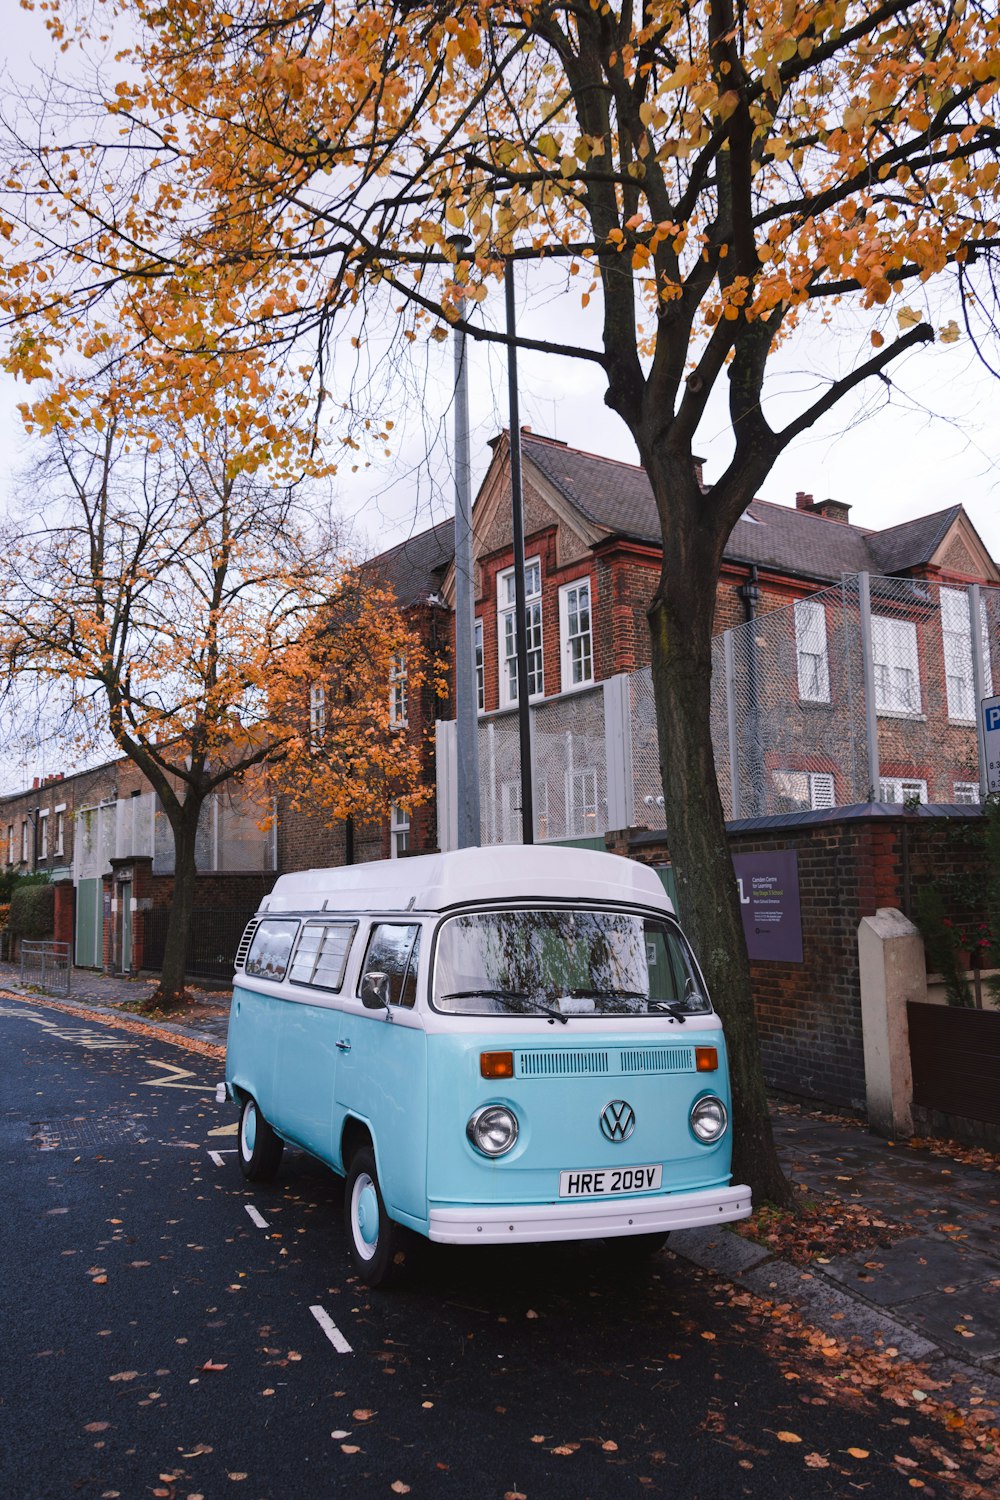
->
[450, 236, 481, 847]
[969, 583, 989, 797]
[505, 260, 534, 844]
[724, 630, 741, 820]
[858, 572, 881, 798]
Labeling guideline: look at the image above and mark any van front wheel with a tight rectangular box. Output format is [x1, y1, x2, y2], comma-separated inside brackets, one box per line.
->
[238, 1095, 283, 1182]
[344, 1146, 408, 1287]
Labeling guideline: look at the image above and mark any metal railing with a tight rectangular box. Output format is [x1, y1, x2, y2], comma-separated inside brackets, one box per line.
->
[140, 908, 256, 983]
[19, 940, 72, 996]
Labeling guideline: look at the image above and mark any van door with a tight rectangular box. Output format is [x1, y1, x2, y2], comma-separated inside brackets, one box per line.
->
[335, 922, 428, 1225]
[275, 919, 358, 1160]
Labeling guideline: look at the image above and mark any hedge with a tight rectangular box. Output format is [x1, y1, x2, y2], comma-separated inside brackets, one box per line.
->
[9, 883, 55, 940]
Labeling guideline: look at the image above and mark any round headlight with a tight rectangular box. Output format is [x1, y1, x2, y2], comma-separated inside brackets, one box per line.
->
[690, 1095, 728, 1143]
[467, 1105, 519, 1157]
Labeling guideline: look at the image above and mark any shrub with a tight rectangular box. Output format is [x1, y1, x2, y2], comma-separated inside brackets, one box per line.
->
[9, 882, 55, 941]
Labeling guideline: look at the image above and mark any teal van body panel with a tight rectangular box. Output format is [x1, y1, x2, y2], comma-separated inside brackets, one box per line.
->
[334, 1011, 428, 1226]
[227, 985, 281, 1121]
[424, 1028, 733, 1211]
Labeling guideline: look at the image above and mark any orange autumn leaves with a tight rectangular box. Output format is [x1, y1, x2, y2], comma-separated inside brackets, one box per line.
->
[4, 0, 999, 406]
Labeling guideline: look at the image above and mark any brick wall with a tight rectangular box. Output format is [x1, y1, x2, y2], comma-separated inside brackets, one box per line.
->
[620, 807, 991, 1113]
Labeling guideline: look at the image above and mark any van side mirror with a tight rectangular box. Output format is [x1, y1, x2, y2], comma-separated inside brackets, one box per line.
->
[360, 970, 390, 1010]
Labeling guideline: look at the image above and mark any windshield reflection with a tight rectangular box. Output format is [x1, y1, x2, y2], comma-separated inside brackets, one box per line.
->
[433, 909, 711, 1019]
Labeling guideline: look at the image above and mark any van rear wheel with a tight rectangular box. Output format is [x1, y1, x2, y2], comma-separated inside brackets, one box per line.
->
[238, 1094, 283, 1182]
[344, 1146, 409, 1287]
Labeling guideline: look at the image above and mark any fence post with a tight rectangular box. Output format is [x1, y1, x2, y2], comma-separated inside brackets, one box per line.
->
[969, 583, 989, 797]
[858, 572, 881, 798]
[858, 909, 923, 1136]
[603, 673, 634, 833]
[723, 630, 741, 820]
[434, 720, 458, 852]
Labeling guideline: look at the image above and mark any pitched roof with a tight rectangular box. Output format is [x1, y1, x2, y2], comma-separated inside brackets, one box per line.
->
[365, 436, 990, 594]
[866, 505, 963, 574]
[364, 518, 454, 605]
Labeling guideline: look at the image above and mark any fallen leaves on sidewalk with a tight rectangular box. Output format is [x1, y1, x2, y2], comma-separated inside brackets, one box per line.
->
[736, 1197, 911, 1265]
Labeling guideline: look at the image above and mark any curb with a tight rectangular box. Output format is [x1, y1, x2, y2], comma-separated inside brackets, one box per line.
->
[0, 986, 226, 1063]
[669, 1225, 1000, 1400]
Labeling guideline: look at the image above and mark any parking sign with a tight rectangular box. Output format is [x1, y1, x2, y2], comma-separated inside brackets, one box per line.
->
[983, 694, 1000, 794]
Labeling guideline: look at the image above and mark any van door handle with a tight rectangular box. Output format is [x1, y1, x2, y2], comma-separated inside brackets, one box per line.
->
[336, 1039, 351, 1052]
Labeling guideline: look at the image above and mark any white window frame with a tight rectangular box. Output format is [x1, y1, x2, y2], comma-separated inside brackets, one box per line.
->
[38, 809, 50, 859]
[872, 616, 922, 716]
[565, 765, 599, 837]
[559, 578, 594, 692]
[953, 781, 981, 805]
[54, 804, 66, 857]
[498, 558, 543, 708]
[879, 776, 928, 804]
[794, 598, 830, 703]
[772, 769, 836, 810]
[389, 653, 408, 728]
[21, 820, 30, 863]
[6, 825, 13, 865]
[309, 682, 326, 747]
[389, 801, 410, 858]
[474, 618, 485, 713]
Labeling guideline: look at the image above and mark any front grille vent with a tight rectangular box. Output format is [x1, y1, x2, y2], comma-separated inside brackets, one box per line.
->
[517, 1050, 610, 1077]
[619, 1047, 695, 1074]
[234, 920, 259, 970]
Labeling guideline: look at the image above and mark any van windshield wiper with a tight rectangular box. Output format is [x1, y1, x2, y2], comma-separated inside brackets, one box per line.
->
[441, 989, 569, 1024]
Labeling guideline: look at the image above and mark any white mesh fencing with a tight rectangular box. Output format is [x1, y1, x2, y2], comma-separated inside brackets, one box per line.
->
[455, 574, 999, 846]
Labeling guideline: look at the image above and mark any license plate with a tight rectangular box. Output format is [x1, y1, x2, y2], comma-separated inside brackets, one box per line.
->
[559, 1164, 662, 1198]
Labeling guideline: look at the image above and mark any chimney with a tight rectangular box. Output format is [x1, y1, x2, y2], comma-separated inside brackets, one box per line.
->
[32, 777, 40, 790]
[813, 497, 852, 525]
[795, 491, 815, 512]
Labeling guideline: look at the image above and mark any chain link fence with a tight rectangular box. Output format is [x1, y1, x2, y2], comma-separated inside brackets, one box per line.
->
[452, 573, 998, 846]
[713, 575, 997, 818]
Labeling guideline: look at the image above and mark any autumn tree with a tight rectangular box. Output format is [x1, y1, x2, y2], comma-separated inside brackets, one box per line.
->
[4, 0, 1000, 1196]
[0, 370, 435, 1008]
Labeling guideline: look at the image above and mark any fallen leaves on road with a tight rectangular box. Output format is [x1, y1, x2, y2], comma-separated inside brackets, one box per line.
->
[776, 1431, 802, 1444]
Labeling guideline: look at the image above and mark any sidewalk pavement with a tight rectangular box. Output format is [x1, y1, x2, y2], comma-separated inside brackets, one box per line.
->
[3, 959, 998, 1400]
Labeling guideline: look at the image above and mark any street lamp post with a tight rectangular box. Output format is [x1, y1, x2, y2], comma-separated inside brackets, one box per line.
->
[504, 260, 534, 845]
[449, 236, 481, 849]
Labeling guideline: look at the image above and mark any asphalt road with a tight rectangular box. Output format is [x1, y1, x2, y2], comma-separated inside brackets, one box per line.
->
[0, 997, 989, 1500]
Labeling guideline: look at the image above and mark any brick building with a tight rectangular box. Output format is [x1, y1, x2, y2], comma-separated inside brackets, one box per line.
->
[2, 754, 275, 973]
[279, 428, 998, 871]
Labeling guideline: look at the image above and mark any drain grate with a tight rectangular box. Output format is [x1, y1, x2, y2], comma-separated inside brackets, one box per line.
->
[30, 1115, 150, 1150]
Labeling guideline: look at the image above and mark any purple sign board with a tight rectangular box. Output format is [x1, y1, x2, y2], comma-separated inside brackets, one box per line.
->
[733, 850, 803, 964]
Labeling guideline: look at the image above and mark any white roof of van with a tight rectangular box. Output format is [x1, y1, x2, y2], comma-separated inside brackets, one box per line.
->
[261, 845, 673, 916]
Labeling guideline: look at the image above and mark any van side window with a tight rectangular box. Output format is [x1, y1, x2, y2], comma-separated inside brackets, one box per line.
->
[244, 919, 300, 981]
[288, 921, 357, 992]
[361, 924, 421, 1008]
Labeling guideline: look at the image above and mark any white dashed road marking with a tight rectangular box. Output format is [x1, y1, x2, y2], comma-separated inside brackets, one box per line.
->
[245, 1205, 269, 1230]
[310, 1304, 353, 1354]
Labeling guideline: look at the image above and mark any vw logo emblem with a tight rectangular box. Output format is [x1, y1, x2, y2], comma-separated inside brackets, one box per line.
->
[600, 1099, 636, 1143]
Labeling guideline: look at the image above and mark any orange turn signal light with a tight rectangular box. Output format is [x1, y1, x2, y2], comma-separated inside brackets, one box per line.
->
[695, 1046, 718, 1072]
[480, 1051, 514, 1079]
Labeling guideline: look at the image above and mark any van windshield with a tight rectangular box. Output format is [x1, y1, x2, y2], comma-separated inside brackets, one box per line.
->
[433, 909, 711, 1019]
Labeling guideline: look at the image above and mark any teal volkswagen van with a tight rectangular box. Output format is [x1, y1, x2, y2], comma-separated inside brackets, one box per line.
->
[225, 846, 751, 1285]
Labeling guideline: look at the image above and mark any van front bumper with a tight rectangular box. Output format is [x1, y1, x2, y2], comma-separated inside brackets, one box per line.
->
[427, 1182, 751, 1245]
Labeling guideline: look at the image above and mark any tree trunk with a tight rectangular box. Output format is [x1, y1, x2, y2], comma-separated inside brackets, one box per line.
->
[150, 806, 201, 1010]
[644, 476, 794, 1208]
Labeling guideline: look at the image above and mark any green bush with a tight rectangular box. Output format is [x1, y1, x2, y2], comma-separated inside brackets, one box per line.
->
[0, 867, 49, 903]
[9, 882, 55, 941]
[913, 883, 973, 1008]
